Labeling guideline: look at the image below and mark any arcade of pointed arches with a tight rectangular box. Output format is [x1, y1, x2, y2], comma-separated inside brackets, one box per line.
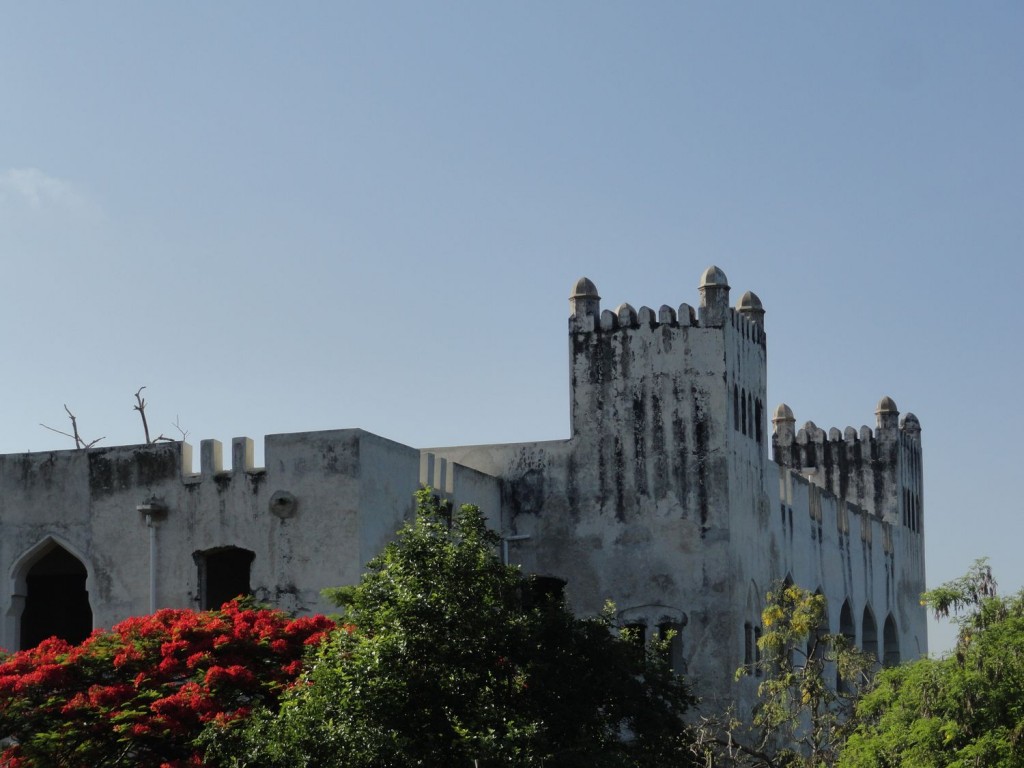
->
[743, 579, 902, 678]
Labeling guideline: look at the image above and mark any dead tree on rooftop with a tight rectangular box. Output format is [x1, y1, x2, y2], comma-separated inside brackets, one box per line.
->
[134, 386, 175, 444]
[39, 405, 104, 449]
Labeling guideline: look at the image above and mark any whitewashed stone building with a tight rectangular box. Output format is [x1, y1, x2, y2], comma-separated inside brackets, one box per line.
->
[0, 266, 926, 708]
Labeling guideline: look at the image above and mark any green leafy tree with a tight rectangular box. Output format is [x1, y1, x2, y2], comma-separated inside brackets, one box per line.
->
[695, 584, 874, 768]
[218, 489, 695, 767]
[839, 560, 1024, 767]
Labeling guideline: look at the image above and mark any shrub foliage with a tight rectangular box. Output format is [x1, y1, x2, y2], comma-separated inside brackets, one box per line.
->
[0, 600, 334, 767]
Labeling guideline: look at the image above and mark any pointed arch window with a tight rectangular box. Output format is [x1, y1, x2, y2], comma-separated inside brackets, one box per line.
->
[883, 615, 900, 667]
[17, 543, 93, 649]
[862, 606, 878, 660]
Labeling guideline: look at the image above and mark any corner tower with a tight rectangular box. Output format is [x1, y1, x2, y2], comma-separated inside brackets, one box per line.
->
[567, 265, 768, 537]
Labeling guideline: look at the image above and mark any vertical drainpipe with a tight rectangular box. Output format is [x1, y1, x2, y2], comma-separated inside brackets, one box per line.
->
[137, 500, 168, 613]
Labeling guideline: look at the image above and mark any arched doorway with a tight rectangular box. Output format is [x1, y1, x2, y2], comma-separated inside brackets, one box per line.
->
[19, 544, 93, 649]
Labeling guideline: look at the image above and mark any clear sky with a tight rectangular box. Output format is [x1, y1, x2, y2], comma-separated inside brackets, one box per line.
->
[1, 3, 1020, 655]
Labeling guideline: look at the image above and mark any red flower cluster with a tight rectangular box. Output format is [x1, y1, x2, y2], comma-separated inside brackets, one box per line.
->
[0, 601, 335, 767]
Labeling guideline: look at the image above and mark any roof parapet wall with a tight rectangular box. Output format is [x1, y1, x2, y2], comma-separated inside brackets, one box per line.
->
[568, 267, 766, 348]
[772, 398, 923, 526]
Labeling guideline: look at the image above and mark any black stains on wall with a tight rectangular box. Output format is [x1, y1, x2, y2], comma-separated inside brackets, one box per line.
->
[693, 390, 710, 537]
[88, 446, 180, 496]
[504, 467, 547, 517]
[632, 390, 648, 497]
[613, 436, 626, 522]
[651, 390, 668, 500]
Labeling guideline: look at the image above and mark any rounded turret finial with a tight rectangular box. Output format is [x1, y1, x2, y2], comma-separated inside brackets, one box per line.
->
[570, 277, 600, 300]
[699, 265, 730, 289]
[772, 403, 795, 424]
[698, 265, 731, 327]
[875, 396, 899, 415]
[875, 396, 899, 432]
[736, 290, 766, 328]
[569, 276, 601, 323]
[737, 291, 763, 311]
[771, 403, 796, 446]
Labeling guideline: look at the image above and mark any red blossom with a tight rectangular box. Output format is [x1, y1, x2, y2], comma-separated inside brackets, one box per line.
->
[158, 655, 184, 676]
[60, 691, 89, 713]
[303, 631, 330, 646]
[204, 664, 257, 689]
[185, 651, 211, 669]
[0, 600, 338, 767]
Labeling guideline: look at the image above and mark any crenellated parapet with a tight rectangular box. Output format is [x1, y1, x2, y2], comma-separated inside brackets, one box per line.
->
[772, 397, 923, 531]
[568, 267, 766, 349]
[570, 295, 698, 334]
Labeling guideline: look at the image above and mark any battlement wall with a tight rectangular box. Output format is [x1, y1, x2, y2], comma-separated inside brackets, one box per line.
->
[570, 301, 766, 350]
[772, 401, 923, 533]
[570, 266, 765, 338]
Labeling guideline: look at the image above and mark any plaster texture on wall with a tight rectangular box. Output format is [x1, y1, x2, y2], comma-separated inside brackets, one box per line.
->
[0, 267, 925, 714]
[0, 429, 502, 651]
[427, 269, 926, 710]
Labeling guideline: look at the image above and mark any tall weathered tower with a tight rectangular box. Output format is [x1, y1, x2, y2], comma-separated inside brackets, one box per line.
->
[567, 265, 768, 540]
[430, 264, 927, 705]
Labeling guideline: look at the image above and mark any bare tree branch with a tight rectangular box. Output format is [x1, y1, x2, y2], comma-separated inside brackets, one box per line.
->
[38, 423, 78, 441]
[172, 414, 189, 442]
[40, 405, 103, 449]
[43, 390, 184, 450]
[133, 386, 152, 444]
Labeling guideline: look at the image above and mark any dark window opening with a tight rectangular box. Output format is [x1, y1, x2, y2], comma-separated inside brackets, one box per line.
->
[657, 622, 684, 674]
[744, 621, 753, 670]
[741, 390, 748, 435]
[522, 575, 567, 610]
[862, 607, 878, 661]
[883, 615, 900, 667]
[733, 385, 740, 430]
[755, 399, 763, 444]
[838, 600, 856, 690]
[809, 593, 829, 664]
[21, 546, 92, 649]
[754, 626, 763, 677]
[195, 547, 255, 610]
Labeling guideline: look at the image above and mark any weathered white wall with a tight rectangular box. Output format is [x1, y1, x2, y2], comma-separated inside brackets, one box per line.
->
[0, 430, 499, 649]
[0, 266, 926, 720]
[430, 269, 927, 711]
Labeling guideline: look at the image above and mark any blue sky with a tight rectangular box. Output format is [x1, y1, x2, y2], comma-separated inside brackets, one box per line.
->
[1, 3, 1021, 654]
